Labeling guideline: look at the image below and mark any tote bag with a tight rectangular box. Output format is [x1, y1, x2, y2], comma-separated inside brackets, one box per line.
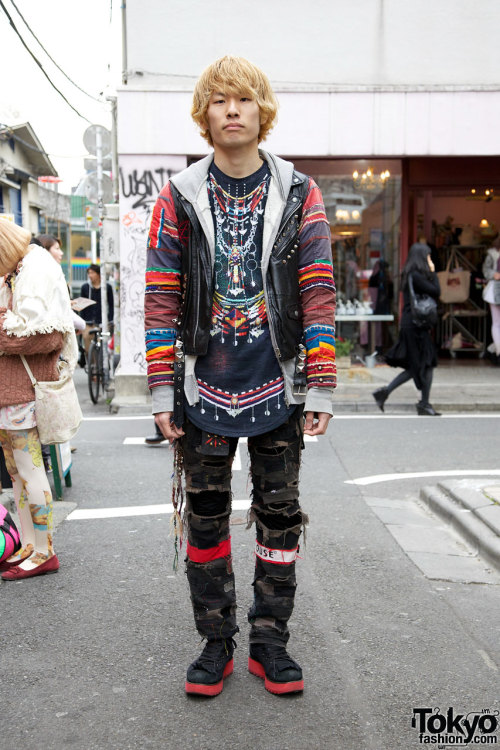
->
[20, 356, 83, 445]
[438, 250, 470, 303]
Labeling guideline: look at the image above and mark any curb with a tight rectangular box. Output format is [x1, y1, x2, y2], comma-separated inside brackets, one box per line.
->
[420, 482, 500, 572]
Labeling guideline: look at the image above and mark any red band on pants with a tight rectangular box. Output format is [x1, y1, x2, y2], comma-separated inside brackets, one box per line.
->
[187, 537, 231, 563]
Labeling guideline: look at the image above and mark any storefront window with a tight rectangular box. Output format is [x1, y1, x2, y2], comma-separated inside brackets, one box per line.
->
[294, 159, 402, 353]
[295, 159, 402, 310]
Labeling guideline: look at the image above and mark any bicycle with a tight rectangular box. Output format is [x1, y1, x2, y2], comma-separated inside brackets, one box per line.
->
[87, 325, 114, 404]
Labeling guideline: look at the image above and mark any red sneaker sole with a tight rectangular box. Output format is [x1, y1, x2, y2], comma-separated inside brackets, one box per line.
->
[185, 659, 233, 696]
[248, 657, 304, 694]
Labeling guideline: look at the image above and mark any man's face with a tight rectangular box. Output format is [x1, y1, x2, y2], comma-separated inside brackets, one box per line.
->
[88, 269, 100, 286]
[204, 90, 261, 151]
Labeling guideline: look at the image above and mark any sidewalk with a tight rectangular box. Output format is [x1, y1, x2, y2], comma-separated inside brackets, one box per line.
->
[335, 358, 500, 572]
[333, 359, 499, 413]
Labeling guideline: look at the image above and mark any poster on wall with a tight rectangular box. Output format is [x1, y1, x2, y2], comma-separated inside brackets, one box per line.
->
[118, 155, 187, 376]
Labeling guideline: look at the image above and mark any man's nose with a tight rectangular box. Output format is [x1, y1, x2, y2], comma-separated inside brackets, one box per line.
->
[226, 98, 240, 116]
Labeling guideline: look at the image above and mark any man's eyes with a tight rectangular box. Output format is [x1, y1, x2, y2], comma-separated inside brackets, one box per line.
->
[212, 97, 252, 104]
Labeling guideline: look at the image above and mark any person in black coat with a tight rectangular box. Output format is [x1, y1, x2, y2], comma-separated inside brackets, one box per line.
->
[372, 242, 441, 416]
[80, 264, 114, 355]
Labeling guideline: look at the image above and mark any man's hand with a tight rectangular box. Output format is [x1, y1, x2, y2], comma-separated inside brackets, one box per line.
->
[155, 411, 185, 444]
[304, 411, 332, 436]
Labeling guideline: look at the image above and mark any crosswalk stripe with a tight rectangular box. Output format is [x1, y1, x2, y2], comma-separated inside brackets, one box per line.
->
[123, 435, 318, 446]
[346, 469, 500, 486]
[67, 498, 252, 521]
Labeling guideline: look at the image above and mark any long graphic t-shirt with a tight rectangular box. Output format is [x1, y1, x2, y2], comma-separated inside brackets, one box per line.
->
[185, 161, 295, 437]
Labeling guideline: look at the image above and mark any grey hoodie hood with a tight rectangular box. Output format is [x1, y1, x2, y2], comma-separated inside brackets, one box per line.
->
[171, 149, 295, 204]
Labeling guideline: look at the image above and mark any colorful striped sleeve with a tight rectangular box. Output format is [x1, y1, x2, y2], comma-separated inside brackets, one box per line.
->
[145, 328, 177, 388]
[144, 182, 185, 390]
[298, 178, 337, 389]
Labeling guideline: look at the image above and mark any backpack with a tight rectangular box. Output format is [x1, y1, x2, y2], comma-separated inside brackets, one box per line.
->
[0, 504, 21, 570]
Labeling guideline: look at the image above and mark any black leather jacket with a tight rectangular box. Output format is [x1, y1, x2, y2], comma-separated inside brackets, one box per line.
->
[170, 171, 310, 362]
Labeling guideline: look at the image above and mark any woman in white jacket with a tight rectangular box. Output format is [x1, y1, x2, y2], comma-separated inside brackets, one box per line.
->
[482, 237, 500, 364]
[0, 220, 77, 580]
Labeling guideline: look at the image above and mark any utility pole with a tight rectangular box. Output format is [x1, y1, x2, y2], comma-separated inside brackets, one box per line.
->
[83, 124, 114, 394]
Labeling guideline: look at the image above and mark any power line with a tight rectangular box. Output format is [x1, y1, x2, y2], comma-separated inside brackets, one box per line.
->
[8, 0, 102, 103]
[0, 0, 92, 123]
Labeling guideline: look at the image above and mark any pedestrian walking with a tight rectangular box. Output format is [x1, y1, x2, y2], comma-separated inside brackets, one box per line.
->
[373, 242, 441, 416]
[482, 237, 500, 364]
[0, 219, 77, 580]
[144, 56, 336, 696]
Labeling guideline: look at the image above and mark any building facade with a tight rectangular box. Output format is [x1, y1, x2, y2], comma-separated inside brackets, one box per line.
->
[0, 123, 73, 281]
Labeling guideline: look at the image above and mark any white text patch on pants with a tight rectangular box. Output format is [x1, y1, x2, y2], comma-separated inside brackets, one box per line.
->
[255, 540, 298, 564]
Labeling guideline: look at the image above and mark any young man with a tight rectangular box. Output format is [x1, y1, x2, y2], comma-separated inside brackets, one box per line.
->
[145, 56, 336, 696]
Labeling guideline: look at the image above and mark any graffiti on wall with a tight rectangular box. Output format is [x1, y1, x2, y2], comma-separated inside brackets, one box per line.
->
[119, 155, 187, 375]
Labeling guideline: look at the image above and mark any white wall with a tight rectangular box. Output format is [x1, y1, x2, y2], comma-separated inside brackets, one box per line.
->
[126, 0, 500, 88]
[118, 89, 500, 158]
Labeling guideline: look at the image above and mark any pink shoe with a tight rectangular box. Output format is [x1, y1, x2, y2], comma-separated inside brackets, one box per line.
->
[1, 554, 59, 580]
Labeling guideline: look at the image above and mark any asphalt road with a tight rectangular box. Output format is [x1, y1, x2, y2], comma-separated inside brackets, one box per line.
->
[1, 379, 499, 750]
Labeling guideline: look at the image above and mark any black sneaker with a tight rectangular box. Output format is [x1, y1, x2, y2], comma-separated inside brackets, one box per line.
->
[248, 643, 304, 694]
[185, 638, 236, 696]
[144, 432, 166, 445]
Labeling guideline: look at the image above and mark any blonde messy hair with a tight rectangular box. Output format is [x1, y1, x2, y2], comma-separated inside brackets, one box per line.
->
[0, 219, 31, 274]
[191, 56, 278, 146]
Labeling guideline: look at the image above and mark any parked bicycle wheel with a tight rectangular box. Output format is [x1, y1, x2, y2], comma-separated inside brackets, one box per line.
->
[88, 340, 101, 404]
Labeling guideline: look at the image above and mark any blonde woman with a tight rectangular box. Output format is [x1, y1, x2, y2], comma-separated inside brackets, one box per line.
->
[0, 219, 77, 580]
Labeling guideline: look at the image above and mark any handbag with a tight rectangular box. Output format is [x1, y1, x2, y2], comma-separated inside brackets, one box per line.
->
[437, 250, 471, 303]
[0, 504, 21, 570]
[408, 274, 438, 329]
[20, 355, 83, 445]
[483, 279, 500, 305]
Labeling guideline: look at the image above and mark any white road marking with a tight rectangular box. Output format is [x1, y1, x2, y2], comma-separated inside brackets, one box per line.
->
[123, 437, 160, 444]
[477, 649, 498, 672]
[233, 446, 242, 470]
[67, 498, 252, 521]
[83, 415, 152, 421]
[333, 413, 500, 419]
[123, 435, 318, 446]
[346, 469, 500, 486]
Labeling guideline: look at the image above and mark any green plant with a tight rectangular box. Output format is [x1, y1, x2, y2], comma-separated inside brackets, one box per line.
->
[335, 338, 353, 357]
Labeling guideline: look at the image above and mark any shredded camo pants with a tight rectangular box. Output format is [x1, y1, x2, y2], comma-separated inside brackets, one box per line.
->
[180, 407, 307, 646]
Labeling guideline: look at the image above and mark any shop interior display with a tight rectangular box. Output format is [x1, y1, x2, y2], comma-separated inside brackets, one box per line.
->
[336, 297, 374, 315]
[439, 245, 488, 357]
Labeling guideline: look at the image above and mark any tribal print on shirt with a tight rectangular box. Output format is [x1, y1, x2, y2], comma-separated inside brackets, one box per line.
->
[184, 161, 295, 437]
